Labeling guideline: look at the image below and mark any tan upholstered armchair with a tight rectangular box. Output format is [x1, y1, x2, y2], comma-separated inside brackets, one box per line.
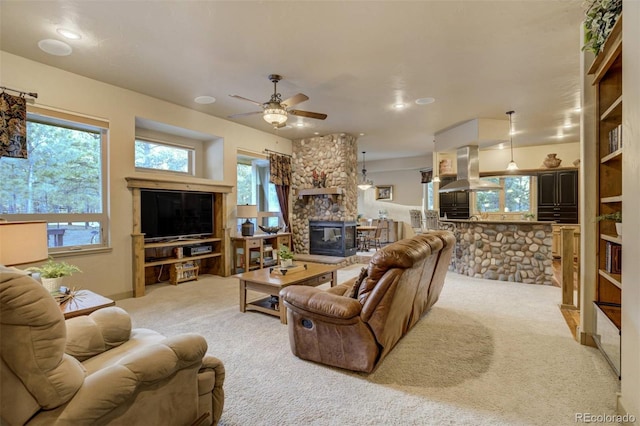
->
[280, 231, 454, 373]
[0, 266, 224, 426]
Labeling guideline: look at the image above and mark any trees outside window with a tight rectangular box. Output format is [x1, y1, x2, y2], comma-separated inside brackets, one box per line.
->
[473, 176, 532, 214]
[236, 155, 282, 231]
[0, 112, 108, 251]
[135, 139, 193, 174]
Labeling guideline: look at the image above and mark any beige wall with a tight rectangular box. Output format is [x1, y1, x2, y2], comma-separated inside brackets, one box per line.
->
[0, 51, 292, 299]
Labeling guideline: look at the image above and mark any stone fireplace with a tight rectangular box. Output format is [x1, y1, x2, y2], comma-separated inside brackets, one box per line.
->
[291, 134, 358, 255]
[309, 220, 357, 257]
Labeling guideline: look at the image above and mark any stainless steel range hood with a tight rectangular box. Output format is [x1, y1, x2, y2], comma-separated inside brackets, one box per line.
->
[438, 145, 502, 193]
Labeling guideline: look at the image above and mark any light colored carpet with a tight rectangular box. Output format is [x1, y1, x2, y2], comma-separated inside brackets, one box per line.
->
[117, 266, 619, 425]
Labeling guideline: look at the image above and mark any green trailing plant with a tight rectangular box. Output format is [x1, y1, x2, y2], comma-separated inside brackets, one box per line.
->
[278, 245, 294, 260]
[582, 0, 622, 55]
[523, 213, 536, 219]
[595, 211, 621, 223]
[26, 257, 82, 278]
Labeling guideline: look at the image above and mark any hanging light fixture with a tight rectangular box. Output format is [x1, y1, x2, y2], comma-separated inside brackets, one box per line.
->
[432, 139, 441, 183]
[358, 151, 374, 190]
[263, 103, 288, 126]
[506, 110, 518, 171]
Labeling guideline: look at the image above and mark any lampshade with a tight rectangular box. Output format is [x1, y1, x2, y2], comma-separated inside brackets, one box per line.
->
[237, 204, 258, 218]
[0, 221, 48, 266]
[263, 108, 288, 126]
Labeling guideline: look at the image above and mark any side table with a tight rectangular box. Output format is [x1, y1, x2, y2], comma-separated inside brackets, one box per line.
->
[59, 289, 115, 319]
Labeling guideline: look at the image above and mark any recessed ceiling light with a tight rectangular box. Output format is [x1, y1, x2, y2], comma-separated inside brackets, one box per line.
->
[194, 96, 216, 104]
[359, 133, 365, 136]
[415, 97, 435, 105]
[295, 122, 304, 128]
[56, 28, 81, 40]
[38, 39, 72, 56]
[393, 103, 406, 109]
[314, 132, 320, 135]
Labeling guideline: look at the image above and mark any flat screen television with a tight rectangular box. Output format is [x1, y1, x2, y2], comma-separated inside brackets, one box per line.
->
[141, 189, 214, 241]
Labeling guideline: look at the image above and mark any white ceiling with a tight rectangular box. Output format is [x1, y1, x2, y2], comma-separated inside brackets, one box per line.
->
[0, 1, 585, 162]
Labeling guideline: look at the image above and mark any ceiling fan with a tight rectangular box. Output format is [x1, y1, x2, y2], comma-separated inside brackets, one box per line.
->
[228, 74, 327, 128]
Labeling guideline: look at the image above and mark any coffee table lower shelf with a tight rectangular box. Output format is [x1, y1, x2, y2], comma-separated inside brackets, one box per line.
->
[236, 262, 338, 324]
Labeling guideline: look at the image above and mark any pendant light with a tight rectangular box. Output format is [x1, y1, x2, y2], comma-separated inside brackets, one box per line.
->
[506, 110, 518, 171]
[432, 139, 441, 183]
[358, 151, 373, 190]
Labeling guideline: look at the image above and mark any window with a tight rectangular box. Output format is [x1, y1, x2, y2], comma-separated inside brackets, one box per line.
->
[236, 154, 282, 231]
[0, 109, 108, 251]
[135, 138, 194, 175]
[473, 176, 532, 214]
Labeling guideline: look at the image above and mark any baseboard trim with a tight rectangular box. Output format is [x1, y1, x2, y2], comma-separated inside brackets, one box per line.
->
[616, 393, 638, 425]
[577, 327, 597, 347]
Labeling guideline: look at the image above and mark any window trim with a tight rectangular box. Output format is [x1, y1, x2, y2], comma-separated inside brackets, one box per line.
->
[471, 175, 534, 214]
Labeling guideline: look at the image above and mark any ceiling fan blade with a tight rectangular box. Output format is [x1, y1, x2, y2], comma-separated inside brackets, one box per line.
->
[281, 93, 309, 108]
[229, 94, 264, 106]
[227, 111, 263, 118]
[289, 109, 328, 120]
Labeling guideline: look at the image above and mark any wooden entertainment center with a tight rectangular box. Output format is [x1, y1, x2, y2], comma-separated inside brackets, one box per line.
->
[126, 176, 233, 297]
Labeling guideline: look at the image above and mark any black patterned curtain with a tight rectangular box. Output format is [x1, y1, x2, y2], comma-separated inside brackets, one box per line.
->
[269, 153, 292, 248]
[0, 92, 28, 158]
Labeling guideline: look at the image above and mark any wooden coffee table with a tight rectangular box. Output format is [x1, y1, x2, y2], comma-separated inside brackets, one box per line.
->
[59, 290, 115, 319]
[235, 262, 338, 324]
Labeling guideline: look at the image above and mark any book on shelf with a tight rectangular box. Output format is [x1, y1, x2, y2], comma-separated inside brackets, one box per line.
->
[605, 241, 622, 274]
[608, 124, 623, 153]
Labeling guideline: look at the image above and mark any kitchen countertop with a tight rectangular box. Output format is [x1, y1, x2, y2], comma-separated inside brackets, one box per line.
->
[439, 219, 552, 225]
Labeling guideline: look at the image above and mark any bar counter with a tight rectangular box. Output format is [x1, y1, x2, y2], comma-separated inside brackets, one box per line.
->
[439, 219, 554, 285]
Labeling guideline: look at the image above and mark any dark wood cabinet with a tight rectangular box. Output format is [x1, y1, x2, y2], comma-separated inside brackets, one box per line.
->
[439, 177, 470, 219]
[537, 170, 578, 224]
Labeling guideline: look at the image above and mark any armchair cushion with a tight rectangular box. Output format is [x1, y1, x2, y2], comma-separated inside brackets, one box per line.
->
[66, 306, 132, 361]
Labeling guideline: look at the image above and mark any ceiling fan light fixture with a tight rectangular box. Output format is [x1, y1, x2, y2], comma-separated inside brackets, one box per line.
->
[263, 107, 288, 125]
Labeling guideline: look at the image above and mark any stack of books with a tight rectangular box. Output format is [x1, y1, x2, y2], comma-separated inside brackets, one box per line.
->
[608, 124, 623, 153]
[605, 241, 622, 274]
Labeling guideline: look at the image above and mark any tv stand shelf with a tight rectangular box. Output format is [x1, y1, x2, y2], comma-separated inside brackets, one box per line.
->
[127, 176, 233, 297]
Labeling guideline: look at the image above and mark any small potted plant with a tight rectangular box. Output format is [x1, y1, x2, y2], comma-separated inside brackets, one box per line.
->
[278, 245, 294, 268]
[523, 213, 536, 221]
[26, 257, 82, 292]
[596, 211, 622, 236]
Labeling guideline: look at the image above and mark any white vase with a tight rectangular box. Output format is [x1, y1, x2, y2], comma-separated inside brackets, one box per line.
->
[615, 222, 622, 236]
[280, 259, 293, 268]
[41, 277, 64, 293]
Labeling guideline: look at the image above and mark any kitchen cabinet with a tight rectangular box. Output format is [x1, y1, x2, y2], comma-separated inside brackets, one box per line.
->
[439, 177, 470, 219]
[537, 169, 578, 224]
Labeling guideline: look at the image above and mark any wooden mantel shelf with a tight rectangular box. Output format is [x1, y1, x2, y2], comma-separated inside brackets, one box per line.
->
[126, 175, 233, 193]
[296, 187, 343, 198]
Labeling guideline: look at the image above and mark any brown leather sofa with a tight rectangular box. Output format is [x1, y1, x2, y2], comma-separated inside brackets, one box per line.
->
[280, 230, 455, 373]
[0, 266, 225, 426]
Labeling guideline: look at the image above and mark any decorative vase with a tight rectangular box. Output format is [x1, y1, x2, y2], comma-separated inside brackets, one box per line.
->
[543, 153, 562, 168]
[615, 222, 622, 237]
[280, 259, 293, 268]
[41, 277, 64, 293]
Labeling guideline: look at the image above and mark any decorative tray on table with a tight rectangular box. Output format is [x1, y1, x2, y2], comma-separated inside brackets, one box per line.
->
[269, 263, 308, 276]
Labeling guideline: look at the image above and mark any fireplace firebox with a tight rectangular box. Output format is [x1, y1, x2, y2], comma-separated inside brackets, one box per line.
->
[309, 221, 357, 257]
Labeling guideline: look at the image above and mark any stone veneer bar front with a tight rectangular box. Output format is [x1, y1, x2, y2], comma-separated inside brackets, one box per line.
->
[440, 219, 554, 285]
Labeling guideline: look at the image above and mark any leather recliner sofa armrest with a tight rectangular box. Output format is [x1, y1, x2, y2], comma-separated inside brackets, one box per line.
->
[280, 285, 362, 320]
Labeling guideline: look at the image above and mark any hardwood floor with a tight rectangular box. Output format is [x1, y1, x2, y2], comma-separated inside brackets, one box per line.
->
[553, 258, 580, 341]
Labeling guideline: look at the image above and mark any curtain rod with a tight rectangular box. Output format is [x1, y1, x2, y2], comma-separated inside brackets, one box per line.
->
[0, 86, 38, 99]
[263, 148, 292, 158]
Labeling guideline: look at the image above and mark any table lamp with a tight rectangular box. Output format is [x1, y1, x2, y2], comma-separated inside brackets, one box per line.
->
[237, 205, 258, 237]
[0, 221, 49, 267]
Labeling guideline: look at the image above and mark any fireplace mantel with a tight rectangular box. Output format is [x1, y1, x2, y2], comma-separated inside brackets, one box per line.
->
[295, 187, 343, 200]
